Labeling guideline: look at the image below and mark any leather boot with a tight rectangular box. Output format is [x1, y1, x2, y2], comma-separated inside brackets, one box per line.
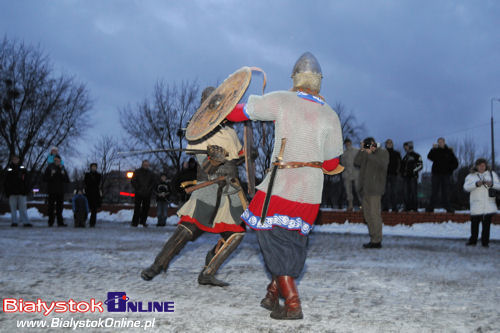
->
[260, 277, 279, 311]
[198, 233, 244, 287]
[270, 276, 303, 320]
[141, 224, 193, 281]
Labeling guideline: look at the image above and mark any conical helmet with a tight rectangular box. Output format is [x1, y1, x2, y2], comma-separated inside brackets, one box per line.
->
[291, 52, 323, 93]
[291, 52, 322, 78]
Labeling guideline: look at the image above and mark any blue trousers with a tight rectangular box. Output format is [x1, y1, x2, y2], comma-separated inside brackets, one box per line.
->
[9, 195, 29, 224]
[256, 228, 308, 278]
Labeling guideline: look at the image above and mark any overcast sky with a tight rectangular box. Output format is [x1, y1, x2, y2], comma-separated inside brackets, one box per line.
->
[1, 0, 499, 171]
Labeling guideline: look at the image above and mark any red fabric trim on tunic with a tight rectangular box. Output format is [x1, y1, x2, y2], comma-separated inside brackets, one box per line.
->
[226, 103, 249, 122]
[179, 215, 245, 233]
[247, 190, 319, 224]
[322, 157, 340, 171]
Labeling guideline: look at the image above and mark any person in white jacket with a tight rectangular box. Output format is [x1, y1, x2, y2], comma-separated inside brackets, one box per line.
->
[463, 158, 500, 247]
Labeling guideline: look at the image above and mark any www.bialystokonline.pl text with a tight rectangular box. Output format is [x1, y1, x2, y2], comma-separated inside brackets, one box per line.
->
[17, 317, 156, 330]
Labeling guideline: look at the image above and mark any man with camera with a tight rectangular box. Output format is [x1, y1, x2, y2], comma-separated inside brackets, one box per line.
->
[354, 137, 389, 248]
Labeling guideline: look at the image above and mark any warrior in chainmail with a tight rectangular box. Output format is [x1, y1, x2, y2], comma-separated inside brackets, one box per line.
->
[226, 52, 344, 319]
[141, 86, 246, 287]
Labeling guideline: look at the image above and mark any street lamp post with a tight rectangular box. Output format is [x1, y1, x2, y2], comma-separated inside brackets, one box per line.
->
[491, 98, 500, 171]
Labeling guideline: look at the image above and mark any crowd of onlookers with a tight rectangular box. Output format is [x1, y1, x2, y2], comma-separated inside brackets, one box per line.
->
[1, 146, 195, 229]
[340, 136, 499, 248]
[341, 137, 461, 214]
[3, 147, 101, 228]
[2, 139, 499, 247]
[128, 158, 196, 227]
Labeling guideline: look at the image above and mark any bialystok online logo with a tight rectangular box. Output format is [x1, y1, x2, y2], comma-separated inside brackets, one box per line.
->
[104, 292, 174, 313]
[2, 292, 174, 315]
[3, 298, 103, 316]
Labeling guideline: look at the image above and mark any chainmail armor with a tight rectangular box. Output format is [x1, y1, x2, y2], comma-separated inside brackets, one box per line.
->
[245, 91, 343, 204]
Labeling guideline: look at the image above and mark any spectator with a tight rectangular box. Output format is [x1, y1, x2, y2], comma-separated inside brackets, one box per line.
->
[84, 163, 102, 227]
[400, 141, 423, 211]
[47, 146, 64, 165]
[72, 188, 89, 228]
[382, 139, 401, 212]
[463, 158, 499, 247]
[426, 137, 458, 212]
[172, 157, 197, 203]
[154, 173, 171, 227]
[43, 155, 69, 227]
[4, 155, 32, 227]
[130, 160, 156, 227]
[354, 137, 389, 249]
[340, 138, 360, 211]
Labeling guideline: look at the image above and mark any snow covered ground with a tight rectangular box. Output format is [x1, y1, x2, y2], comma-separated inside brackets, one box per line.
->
[0, 210, 499, 332]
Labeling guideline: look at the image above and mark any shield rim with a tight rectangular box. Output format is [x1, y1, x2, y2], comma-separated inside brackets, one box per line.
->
[186, 66, 252, 141]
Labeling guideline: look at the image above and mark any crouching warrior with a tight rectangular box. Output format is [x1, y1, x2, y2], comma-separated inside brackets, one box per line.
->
[141, 86, 247, 287]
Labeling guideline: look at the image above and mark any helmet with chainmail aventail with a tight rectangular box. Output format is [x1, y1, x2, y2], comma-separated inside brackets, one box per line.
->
[291, 52, 323, 94]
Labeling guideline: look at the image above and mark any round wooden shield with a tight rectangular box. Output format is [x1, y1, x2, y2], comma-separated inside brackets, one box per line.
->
[186, 66, 252, 141]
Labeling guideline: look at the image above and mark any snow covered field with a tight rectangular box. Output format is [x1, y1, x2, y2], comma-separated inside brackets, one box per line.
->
[0, 210, 499, 332]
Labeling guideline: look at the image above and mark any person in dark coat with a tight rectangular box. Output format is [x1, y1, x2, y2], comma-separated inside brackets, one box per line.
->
[4, 155, 32, 227]
[426, 137, 459, 212]
[354, 137, 389, 248]
[84, 163, 102, 227]
[171, 157, 197, 203]
[131, 160, 156, 227]
[72, 188, 89, 228]
[382, 139, 401, 212]
[43, 155, 69, 227]
[154, 173, 171, 227]
[400, 141, 423, 211]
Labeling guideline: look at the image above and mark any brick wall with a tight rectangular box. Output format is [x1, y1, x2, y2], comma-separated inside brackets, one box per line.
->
[2, 202, 498, 226]
[18, 202, 177, 219]
[316, 210, 499, 225]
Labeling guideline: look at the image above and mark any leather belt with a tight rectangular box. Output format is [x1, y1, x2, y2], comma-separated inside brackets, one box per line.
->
[271, 161, 323, 169]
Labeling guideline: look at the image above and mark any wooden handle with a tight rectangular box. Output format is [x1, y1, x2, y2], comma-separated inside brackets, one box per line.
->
[184, 176, 225, 194]
[278, 138, 287, 162]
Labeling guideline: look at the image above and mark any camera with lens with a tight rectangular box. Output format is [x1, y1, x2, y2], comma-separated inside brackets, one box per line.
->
[363, 138, 374, 149]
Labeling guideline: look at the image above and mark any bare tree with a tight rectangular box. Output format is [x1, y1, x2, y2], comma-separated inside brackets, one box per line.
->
[445, 137, 490, 209]
[252, 121, 274, 180]
[71, 166, 86, 187]
[448, 136, 489, 169]
[0, 36, 92, 172]
[120, 80, 199, 172]
[332, 101, 365, 143]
